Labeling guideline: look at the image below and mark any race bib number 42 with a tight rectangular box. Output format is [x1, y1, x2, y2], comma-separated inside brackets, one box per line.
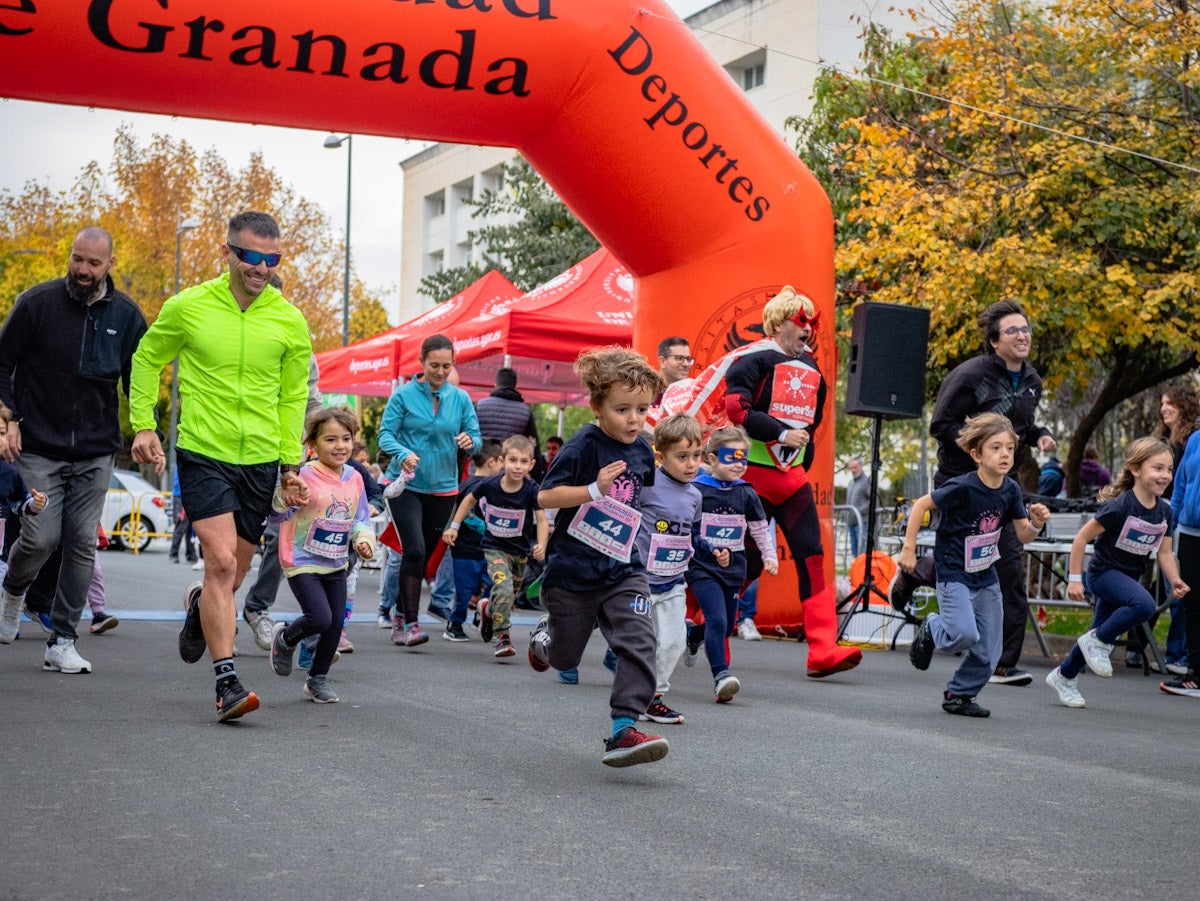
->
[567, 497, 642, 563]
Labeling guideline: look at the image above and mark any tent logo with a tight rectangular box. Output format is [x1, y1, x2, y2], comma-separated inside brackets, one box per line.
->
[348, 355, 391, 375]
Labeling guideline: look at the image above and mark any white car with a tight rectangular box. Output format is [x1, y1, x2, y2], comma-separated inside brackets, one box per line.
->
[104, 470, 171, 551]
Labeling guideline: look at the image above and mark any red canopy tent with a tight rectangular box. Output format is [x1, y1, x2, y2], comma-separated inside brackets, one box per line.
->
[449, 248, 634, 403]
[315, 269, 521, 396]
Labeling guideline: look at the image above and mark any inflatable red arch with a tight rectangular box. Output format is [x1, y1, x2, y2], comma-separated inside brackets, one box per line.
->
[0, 0, 836, 632]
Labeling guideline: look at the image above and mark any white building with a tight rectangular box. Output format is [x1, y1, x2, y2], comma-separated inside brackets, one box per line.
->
[397, 0, 929, 321]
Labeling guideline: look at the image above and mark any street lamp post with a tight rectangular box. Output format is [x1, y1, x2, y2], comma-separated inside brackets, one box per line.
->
[168, 214, 199, 490]
[324, 133, 352, 346]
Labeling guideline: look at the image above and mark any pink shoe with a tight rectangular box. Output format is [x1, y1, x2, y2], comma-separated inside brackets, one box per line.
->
[390, 615, 407, 646]
[403, 623, 429, 647]
[338, 629, 354, 654]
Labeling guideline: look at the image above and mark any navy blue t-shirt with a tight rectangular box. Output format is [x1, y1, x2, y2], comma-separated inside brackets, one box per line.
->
[450, 474, 487, 561]
[1088, 491, 1173, 580]
[688, 474, 768, 588]
[541, 423, 655, 591]
[930, 472, 1027, 588]
[474, 473, 541, 558]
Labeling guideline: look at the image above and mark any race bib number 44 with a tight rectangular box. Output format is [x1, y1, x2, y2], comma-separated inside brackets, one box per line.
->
[567, 497, 642, 563]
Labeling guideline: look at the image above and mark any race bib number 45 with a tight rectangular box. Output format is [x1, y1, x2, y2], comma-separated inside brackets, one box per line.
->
[567, 497, 642, 563]
[304, 516, 351, 560]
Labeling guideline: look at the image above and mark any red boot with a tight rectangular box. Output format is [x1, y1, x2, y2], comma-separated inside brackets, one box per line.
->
[800, 585, 862, 678]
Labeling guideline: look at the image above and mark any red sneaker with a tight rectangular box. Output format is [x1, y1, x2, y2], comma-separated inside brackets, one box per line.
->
[602, 726, 669, 767]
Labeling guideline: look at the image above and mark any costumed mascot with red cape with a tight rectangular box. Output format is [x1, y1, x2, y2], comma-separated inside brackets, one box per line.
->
[650, 287, 862, 678]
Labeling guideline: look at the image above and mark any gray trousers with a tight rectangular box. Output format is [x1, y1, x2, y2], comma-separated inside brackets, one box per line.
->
[243, 521, 282, 615]
[4, 452, 113, 642]
[541, 573, 657, 721]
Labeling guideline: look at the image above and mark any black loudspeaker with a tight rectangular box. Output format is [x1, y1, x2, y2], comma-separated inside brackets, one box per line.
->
[844, 302, 929, 420]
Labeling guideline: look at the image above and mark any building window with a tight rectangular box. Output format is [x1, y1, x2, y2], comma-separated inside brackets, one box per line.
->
[425, 191, 446, 218]
[743, 62, 765, 91]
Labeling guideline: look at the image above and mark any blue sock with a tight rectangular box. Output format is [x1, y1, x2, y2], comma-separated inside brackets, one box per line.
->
[612, 716, 635, 738]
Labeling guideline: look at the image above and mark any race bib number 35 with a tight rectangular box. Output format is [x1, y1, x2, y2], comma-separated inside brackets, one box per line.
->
[647, 533, 693, 577]
[567, 497, 642, 563]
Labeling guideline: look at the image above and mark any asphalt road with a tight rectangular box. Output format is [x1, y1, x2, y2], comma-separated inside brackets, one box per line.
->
[2, 543, 1197, 900]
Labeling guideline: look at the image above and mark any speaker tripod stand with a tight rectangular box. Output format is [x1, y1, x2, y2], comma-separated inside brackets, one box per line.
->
[836, 413, 919, 649]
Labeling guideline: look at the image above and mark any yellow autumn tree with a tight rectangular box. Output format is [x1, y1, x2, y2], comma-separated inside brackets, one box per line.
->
[793, 0, 1200, 493]
[0, 125, 392, 439]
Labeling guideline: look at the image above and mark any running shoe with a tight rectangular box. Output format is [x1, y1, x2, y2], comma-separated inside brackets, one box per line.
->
[179, 582, 206, 664]
[640, 695, 684, 724]
[43, 637, 92, 674]
[0, 589, 23, 644]
[714, 671, 741, 704]
[528, 614, 550, 672]
[1045, 667, 1086, 708]
[1159, 673, 1200, 698]
[390, 614, 407, 646]
[941, 693, 990, 717]
[270, 622, 294, 677]
[556, 667, 579, 685]
[337, 630, 354, 654]
[243, 609, 276, 652]
[988, 667, 1034, 686]
[909, 618, 934, 671]
[602, 726, 669, 767]
[304, 676, 339, 704]
[215, 678, 259, 722]
[493, 635, 516, 658]
[602, 647, 618, 673]
[443, 622, 469, 642]
[1077, 629, 1114, 678]
[737, 618, 762, 641]
[89, 612, 119, 635]
[403, 624, 429, 647]
[479, 599, 494, 643]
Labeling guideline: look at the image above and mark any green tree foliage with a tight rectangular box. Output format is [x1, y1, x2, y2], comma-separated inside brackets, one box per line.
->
[792, 0, 1200, 494]
[418, 157, 599, 302]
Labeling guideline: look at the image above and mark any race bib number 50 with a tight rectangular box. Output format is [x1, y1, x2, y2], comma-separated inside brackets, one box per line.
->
[567, 497, 642, 563]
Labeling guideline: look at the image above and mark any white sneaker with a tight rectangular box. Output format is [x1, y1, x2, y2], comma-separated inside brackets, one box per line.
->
[191, 558, 205, 571]
[43, 637, 92, 674]
[1166, 661, 1189, 675]
[1076, 629, 1114, 678]
[714, 672, 741, 703]
[737, 618, 762, 641]
[243, 609, 277, 652]
[1045, 666, 1085, 708]
[0, 589, 24, 644]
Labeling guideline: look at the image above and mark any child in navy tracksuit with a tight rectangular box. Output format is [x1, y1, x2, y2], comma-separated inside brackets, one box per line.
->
[901, 413, 1049, 717]
[528, 347, 669, 768]
[686, 425, 778, 704]
[1046, 438, 1187, 706]
[634, 413, 708, 725]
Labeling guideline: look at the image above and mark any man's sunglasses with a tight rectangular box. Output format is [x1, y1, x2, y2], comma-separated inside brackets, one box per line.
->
[227, 243, 282, 268]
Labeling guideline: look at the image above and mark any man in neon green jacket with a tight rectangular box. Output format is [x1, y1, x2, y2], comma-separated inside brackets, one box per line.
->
[130, 211, 312, 722]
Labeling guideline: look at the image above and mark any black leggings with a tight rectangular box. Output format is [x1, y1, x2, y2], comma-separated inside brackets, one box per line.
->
[386, 491, 456, 623]
[283, 570, 347, 678]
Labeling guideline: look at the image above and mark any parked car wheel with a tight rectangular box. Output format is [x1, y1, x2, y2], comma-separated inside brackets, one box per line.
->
[112, 514, 152, 552]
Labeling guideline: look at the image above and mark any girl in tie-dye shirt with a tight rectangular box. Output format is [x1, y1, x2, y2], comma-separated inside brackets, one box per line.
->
[268, 407, 376, 704]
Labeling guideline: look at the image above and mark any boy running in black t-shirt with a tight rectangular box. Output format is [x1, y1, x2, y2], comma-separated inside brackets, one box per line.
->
[528, 347, 668, 767]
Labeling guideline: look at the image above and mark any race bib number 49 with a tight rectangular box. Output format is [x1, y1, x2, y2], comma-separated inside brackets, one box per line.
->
[567, 497, 642, 563]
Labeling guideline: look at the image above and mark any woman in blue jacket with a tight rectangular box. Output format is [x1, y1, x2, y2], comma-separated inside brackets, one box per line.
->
[378, 334, 481, 646]
[1165, 428, 1200, 697]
